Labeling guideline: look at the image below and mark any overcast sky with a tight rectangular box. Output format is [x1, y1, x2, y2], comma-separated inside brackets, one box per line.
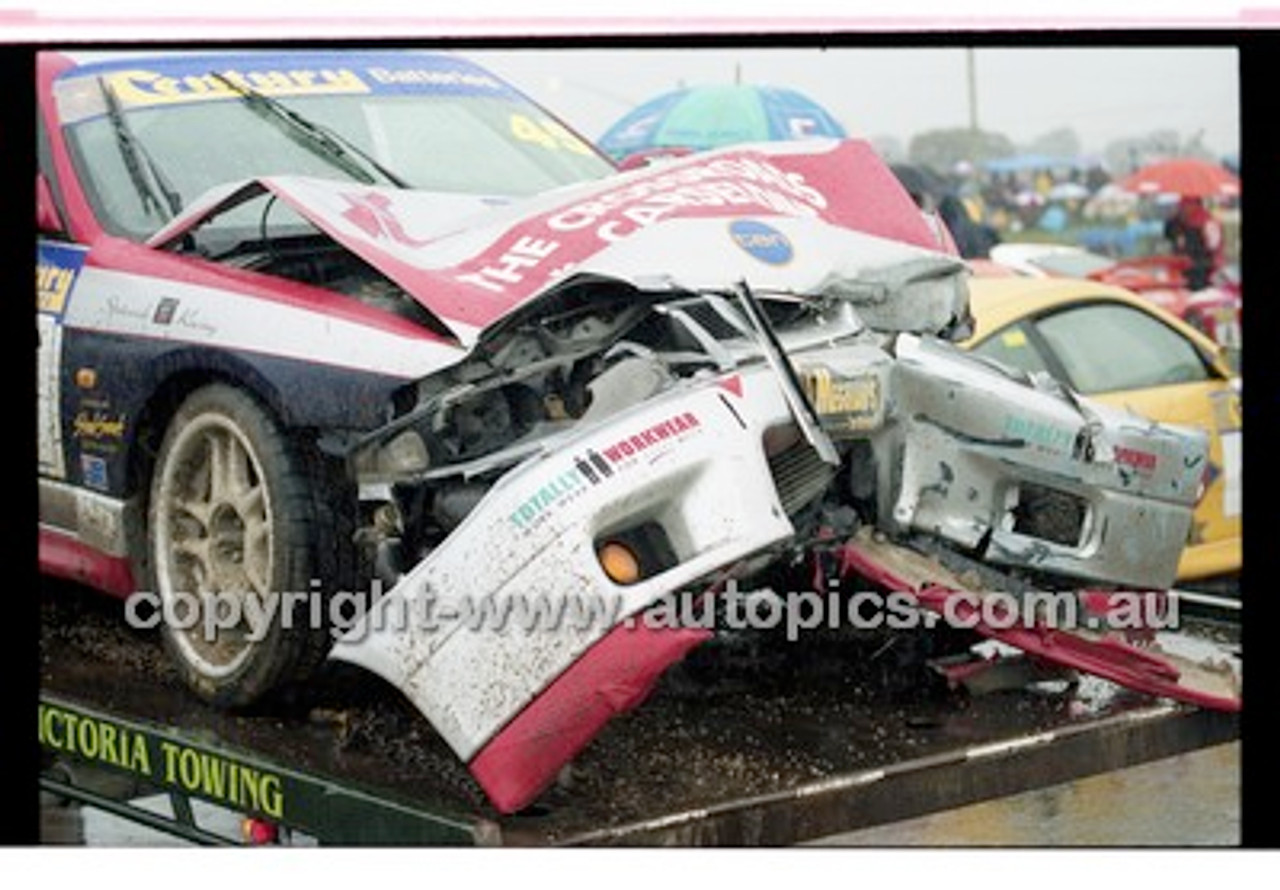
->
[467, 45, 1240, 160]
[12, 4, 1243, 161]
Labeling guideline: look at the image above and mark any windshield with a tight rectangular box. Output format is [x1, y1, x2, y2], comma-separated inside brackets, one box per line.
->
[54, 52, 615, 240]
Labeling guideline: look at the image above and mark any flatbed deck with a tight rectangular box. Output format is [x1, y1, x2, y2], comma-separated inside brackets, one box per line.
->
[38, 581, 1240, 846]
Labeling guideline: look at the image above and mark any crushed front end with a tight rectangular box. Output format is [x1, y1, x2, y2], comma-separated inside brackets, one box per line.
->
[328, 217, 1209, 812]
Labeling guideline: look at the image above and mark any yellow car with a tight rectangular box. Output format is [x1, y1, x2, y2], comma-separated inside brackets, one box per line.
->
[961, 276, 1241, 585]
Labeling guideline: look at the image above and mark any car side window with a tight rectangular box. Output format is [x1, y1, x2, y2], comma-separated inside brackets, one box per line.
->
[972, 323, 1053, 376]
[1033, 302, 1209, 394]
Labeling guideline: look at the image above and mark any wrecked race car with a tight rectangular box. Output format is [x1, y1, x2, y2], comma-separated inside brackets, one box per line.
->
[38, 49, 1228, 817]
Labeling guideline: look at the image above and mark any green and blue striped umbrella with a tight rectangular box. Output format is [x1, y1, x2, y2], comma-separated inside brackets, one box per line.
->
[597, 84, 847, 162]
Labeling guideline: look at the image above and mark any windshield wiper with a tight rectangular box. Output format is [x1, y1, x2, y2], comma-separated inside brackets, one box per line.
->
[209, 72, 410, 189]
[97, 77, 183, 220]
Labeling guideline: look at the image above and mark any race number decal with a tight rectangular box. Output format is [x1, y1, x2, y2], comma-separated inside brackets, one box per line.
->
[509, 114, 592, 155]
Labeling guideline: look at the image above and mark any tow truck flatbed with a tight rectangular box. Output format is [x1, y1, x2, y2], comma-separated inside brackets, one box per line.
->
[38, 582, 1240, 846]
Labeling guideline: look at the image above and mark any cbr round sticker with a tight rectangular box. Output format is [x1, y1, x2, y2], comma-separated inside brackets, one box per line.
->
[729, 219, 793, 265]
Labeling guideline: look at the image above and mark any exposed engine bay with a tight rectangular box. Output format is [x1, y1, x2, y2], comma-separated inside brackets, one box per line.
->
[343, 268, 1205, 599]
[345, 279, 852, 586]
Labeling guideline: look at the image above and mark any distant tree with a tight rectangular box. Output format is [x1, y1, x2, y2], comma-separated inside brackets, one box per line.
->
[1023, 126, 1082, 159]
[1178, 130, 1217, 162]
[907, 128, 1016, 171]
[1103, 137, 1147, 175]
[1103, 129, 1216, 174]
[1148, 129, 1183, 158]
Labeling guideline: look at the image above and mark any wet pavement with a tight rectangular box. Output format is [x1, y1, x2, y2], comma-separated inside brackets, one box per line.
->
[807, 741, 1240, 846]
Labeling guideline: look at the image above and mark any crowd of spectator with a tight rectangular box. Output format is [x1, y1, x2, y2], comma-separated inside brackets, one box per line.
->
[895, 156, 1239, 272]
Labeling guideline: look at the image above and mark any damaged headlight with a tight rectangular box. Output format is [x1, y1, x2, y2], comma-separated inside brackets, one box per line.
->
[354, 429, 430, 480]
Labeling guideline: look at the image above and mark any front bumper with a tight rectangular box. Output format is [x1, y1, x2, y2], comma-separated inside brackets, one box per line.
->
[331, 372, 798, 808]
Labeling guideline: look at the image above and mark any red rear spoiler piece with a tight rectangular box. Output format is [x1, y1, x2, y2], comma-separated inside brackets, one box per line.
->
[1089, 254, 1191, 291]
[469, 623, 712, 814]
[836, 533, 1240, 713]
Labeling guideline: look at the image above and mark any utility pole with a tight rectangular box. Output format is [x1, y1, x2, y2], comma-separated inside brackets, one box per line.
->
[966, 47, 980, 164]
[966, 48, 979, 132]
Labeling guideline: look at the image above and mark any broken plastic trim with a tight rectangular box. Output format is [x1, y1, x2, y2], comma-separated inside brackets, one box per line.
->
[733, 280, 841, 467]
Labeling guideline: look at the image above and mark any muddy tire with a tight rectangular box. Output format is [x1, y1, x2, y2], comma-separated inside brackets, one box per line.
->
[146, 384, 346, 708]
